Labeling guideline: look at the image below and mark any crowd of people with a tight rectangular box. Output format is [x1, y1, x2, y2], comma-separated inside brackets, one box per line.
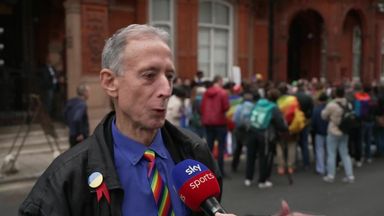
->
[166, 74, 384, 188]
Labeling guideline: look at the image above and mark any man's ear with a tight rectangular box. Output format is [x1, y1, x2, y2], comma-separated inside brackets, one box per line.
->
[100, 69, 118, 98]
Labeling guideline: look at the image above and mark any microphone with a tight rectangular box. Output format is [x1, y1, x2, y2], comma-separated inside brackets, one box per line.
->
[172, 159, 227, 216]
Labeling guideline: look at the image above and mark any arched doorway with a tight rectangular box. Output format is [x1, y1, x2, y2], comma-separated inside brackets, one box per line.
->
[0, 0, 65, 124]
[287, 10, 325, 82]
[341, 10, 363, 81]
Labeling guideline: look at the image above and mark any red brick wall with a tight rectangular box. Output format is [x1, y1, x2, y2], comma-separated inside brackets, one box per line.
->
[253, 21, 269, 81]
[270, 0, 376, 83]
[81, 4, 108, 75]
[108, 9, 135, 35]
[76, 0, 382, 84]
[236, 2, 251, 80]
[175, 0, 198, 80]
[340, 12, 356, 81]
[135, 0, 148, 24]
[375, 13, 384, 80]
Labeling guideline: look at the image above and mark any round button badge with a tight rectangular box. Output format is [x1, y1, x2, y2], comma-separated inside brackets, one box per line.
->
[88, 172, 103, 188]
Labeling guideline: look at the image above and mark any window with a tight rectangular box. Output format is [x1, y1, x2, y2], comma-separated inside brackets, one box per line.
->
[381, 37, 384, 81]
[149, 0, 174, 51]
[320, 24, 327, 80]
[198, 0, 233, 79]
[352, 26, 362, 81]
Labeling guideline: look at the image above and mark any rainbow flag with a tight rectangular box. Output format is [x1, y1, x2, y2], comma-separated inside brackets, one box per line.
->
[226, 96, 243, 130]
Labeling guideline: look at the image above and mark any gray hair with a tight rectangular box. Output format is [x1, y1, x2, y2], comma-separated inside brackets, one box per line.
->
[101, 24, 170, 76]
[77, 83, 89, 97]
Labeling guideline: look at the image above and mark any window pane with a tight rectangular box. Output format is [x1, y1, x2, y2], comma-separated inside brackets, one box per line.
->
[198, 29, 210, 64]
[214, 29, 228, 76]
[199, 28, 210, 45]
[214, 63, 227, 77]
[199, 47, 210, 63]
[214, 47, 227, 62]
[352, 27, 362, 79]
[214, 3, 229, 25]
[153, 24, 171, 46]
[154, 24, 170, 34]
[353, 27, 361, 54]
[214, 29, 228, 47]
[152, 0, 170, 21]
[214, 48, 227, 76]
[199, 2, 212, 23]
[382, 56, 384, 78]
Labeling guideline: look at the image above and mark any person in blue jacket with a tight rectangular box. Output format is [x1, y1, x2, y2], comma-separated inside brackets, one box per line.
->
[64, 83, 90, 147]
[311, 92, 329, 175]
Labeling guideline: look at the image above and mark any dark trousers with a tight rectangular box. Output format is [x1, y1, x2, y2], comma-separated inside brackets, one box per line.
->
[231, 126, 249, 171]
[258, 133, 275, 183]
[297, 125, 310, 167]
[245, 131, 258, 180]
[205, 125, 227, 175]
[348, 126, 362, 162]
[362, 122, 374, 159]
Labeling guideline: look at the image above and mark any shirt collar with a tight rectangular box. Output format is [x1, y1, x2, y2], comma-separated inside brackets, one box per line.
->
[111, 119, 168, 165]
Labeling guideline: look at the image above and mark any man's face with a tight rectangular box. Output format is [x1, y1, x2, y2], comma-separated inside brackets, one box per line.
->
[114, 38, 175, 130]
[83, 86, 90, 100]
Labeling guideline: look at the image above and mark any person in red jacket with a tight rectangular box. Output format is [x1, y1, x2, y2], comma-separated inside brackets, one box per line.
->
[201, 75, 230, 177]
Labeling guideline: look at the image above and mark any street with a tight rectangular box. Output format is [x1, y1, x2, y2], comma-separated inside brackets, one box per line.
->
[1, 158, 383, 216]
[221, 157, 384, 216]
[0, 181, 34, 216]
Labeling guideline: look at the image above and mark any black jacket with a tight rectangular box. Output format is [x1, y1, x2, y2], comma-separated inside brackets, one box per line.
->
[63, 97, 89, 137]
[19, 112, 222, 216]
[294, 91, 314, 119]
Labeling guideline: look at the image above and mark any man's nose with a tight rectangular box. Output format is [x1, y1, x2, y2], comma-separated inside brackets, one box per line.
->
[157, 74, 172, 98]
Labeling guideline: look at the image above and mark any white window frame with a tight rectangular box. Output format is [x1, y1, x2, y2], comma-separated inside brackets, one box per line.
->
[198, 0, 233, 80]
[148, 0, 175, 53]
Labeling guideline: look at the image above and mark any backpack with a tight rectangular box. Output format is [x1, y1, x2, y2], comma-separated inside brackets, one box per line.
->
[288, 109, 306, 134]
[336, 101, 360, 134]
[277, 95, 306, 133]
[190, 96, 202, 128]
[354, 92, 371, 119]
[233, 101, 254, 128]
[277, 95, 298, 125]
[250, 99, 276, 130]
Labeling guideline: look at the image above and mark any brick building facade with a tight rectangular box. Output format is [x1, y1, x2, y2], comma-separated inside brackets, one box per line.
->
[1, 0, 384, 126]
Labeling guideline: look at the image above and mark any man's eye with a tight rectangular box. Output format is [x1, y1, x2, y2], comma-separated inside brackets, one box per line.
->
[166, 73, 176, 81]
[143, 71, 156, 79]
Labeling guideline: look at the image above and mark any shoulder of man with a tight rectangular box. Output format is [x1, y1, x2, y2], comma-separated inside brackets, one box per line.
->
[19, 140, 91, 215]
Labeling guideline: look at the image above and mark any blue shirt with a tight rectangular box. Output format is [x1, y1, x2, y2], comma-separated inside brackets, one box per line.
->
[112, 121, 189, 216]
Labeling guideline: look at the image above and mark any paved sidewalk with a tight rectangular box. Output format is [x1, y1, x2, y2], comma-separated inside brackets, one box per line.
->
[0, 149, 67, 185]
[0, 121, 69, 185]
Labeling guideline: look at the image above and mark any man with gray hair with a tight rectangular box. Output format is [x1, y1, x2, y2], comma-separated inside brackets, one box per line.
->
[20, 24, 233, 216]
[63, 83, 90, 147]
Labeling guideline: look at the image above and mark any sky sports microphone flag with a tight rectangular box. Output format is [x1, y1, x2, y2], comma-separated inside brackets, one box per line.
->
[172, 159, 221, 211]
